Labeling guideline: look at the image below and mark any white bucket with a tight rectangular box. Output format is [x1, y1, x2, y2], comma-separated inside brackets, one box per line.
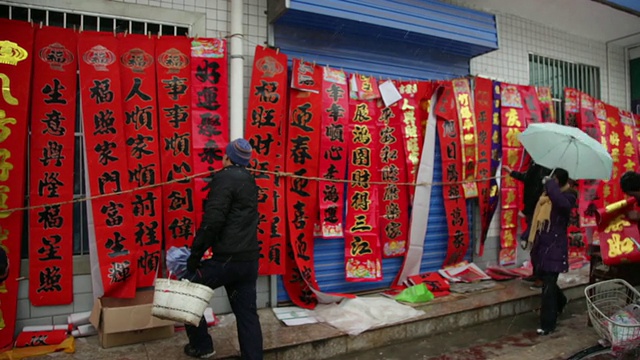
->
[152, 278, 214, 326]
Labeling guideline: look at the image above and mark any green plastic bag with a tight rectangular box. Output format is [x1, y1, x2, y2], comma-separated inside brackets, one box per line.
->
[394, 283, 435, 303]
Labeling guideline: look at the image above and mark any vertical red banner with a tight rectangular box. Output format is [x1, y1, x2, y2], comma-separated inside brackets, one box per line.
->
[435, 82, 471, 266]
[283, 61, 322, 308]
[499, 84, 527, 265]
[345, 74, 382, 282]
[604, 104, 624, 205]
[245, 46, 288, 275]
[156, 36, 196, 252]
[536, 87, 556, 123]
[452, 78, 479, 199]
[0, 19, 34, 348]
[79, 32, 136, 298]
[190, 38, 229, 226]
[378, 100, 410, 258]
[318, 67, 348, 239]
[28, 26, 77, 306]
[474, 77, 494, 254]
[118, 34, 162, 287]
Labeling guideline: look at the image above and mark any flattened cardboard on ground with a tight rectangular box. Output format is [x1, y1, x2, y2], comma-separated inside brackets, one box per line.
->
[89, 290, 174, 348]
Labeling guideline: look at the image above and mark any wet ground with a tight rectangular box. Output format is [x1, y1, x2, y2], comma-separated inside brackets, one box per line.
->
[326, 299, 638, 360]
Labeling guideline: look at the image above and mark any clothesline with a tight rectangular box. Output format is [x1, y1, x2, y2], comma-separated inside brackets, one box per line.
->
[0, 168, 507, 215]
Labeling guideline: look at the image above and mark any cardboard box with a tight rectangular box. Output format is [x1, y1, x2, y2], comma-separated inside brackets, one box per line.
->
[89, 290, 175, 348]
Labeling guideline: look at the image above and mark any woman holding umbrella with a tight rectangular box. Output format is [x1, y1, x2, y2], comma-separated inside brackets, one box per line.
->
[526, 168, 577, 335]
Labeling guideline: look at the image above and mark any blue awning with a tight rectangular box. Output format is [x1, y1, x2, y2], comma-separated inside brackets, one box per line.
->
[268, 0, 499, 58]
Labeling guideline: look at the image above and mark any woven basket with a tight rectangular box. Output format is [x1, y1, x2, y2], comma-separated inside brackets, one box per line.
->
[152, 278, 214, 326]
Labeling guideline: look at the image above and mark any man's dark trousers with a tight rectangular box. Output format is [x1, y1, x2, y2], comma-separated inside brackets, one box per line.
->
[185, 259, 263, 360]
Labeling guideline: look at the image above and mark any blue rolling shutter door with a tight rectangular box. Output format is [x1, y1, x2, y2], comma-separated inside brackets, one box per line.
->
[271, 0, 497, 303]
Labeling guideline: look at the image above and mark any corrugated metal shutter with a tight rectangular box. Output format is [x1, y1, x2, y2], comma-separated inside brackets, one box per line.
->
[271, 0, 494, 303]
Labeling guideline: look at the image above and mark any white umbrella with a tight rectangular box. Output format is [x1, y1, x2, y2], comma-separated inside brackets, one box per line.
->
[517, 122, 612, 180]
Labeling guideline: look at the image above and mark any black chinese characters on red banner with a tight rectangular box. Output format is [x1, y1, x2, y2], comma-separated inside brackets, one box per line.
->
[79, 32, 137, 298]
[29, 26, 77, 305]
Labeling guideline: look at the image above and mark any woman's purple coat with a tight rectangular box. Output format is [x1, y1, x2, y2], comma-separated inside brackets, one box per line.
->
[529, 180, 578, 274]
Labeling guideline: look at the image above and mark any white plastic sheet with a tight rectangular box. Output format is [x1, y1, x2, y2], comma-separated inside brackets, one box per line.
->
[312, 296, 425, 336]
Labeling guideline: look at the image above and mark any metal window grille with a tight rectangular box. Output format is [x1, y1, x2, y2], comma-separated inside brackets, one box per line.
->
[529, 54, 601, 125]
[0, 3, 190, 257]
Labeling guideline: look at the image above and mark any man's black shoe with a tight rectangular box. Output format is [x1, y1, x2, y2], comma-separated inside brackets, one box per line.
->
[184, 344, 216, 359]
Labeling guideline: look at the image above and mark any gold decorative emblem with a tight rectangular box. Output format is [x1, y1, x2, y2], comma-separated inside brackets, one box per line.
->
[120, 48, 153, 73]
[0, 40, 28, 66]
[83, 45, 116, 72]
[255, 56, 284, 78]
[39, 43, 74, 71]
[157, 48, 189, 74]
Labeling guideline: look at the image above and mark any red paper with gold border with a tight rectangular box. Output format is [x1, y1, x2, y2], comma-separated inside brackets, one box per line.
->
[28, 26, 77, 306]
[79, 32, 137, 298]
[537, 87, 556, 123]
[499, 84, 527, 265]
[435, 82, 471, 266]
[245, 46, 287, 275]
[190, 38, 229, 229]
[317, 67, 348, 239]
[118, 34, 162, 287]
[577, 93, 600, 228]
[345, 74, 382, 282]
[156, 36, 197, 251]
[378, 100, 410, 258]
[563, 89, 585, 260]
[452, 79, 478, 199]
[474, 77, 493, 255]
[0, 19, 34, 348]
[283, 64, 322, 308]
[595, 100, 610, 203]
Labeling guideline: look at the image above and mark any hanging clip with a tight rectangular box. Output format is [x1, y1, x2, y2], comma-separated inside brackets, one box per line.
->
[39, 21, 43, 29]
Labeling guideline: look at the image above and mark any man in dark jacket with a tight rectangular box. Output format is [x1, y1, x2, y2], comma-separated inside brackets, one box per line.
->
[184, 138, 263, 360]
[528, 168, 575, 335]
[504, 160, 551, 287]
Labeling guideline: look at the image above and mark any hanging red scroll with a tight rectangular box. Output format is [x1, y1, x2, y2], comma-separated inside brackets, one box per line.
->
[474, 77, 494, 255]
[156, 36, 197, 252]
[537, 87, 556, 123]
[620, 109, 639, 175]
[435, 81, 470, 266]
[452, 78, 478, 199]
[245, 46, 287, 275]
[485, 81, 503, 254]
[190, 38, 229, 225]
[28, 26, 77, 306]
[378, 93, 410, 258]
[499, 84, 527, 265]
[345, 74, 382, 281]
[605, 104, 625, 204]
[395, 81, 431, 201]
[79, 32, 136, 298]
[118, 34, 162, 287]
[577, 93, 601, 227]
[317, 67, 348, 239]
[0, 19, 34, 349]
[283, 61, 322, 308]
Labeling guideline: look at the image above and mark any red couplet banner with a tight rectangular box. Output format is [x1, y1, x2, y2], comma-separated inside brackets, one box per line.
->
[155, 36, 197, 251]
[190, 38, 229, 228]
[28, 26, 77, 306]
[245, 46, 288, 275]
[118, 34, 162, 287]
[345, 74, 382, 282]
[452, 78, 479, 199]
[474, 77, 494, 255]
[499, 83, 527, 266]
[283, 61, 323, 308]
[317, 67, 348, 239]
[0, 19, 35, 349]
[78, 32, 137, 298]
[378, 100, 410, 258]
[604, 103, 624, 205]
[434, 82, 470, 266]
[537, 87, 555, 123]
